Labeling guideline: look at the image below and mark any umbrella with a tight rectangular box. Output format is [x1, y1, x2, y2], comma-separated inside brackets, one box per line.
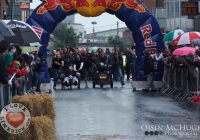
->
[89, 47, 99, 52]
[2, 20, 40, 45]
[191, 39, 200, 46]
[163, 29, 185, 41]
[172, 47, 196, 56]
[0, 20, 15, 41]
[173, 32, 200, 46]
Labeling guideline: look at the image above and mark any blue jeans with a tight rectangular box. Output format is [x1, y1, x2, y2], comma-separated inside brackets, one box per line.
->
[116, 67, 124, 83]
[53, 68, 61, 87]
[32, 72, 41, 91]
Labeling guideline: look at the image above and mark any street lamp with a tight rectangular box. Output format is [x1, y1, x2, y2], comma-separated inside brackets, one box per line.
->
[91, 21, 97, 43]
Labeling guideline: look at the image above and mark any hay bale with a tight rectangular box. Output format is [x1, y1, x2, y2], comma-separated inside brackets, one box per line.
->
[7, 116, 57, 140]
[30, 116, 57, 140]
[12, 93, 55, 120]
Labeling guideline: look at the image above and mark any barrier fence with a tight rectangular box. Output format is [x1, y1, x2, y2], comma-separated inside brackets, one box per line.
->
[2, 61, 200, 110]
[161, 65, 200, 104]
[0, 84, 12, 110]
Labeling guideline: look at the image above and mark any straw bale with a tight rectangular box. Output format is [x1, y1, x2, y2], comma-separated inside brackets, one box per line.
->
[29, 116, 57, 140]
[12, 93, 55, 120]
[6, 116, 57, 140]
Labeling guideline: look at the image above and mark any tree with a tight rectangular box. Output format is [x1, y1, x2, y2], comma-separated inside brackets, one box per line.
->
[107, 35, 126, 52]
[52, 23, 81, 49]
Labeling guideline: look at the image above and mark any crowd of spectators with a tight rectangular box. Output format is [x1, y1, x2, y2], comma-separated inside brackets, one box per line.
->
[50, 46, 136, 89]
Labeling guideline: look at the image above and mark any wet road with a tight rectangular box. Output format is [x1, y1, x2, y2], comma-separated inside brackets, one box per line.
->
[51, 81, 200, 140]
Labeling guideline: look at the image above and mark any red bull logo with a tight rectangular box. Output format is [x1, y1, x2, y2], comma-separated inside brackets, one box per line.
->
[140, 24, 156, 47]
[37, 0, 90, 14]
[93, 0, 145, 12]
[37, 0, 145, 16]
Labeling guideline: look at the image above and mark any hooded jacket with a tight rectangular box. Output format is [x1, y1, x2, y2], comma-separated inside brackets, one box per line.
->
[143, 55, 154, 75]
[0, 54, 8, 84]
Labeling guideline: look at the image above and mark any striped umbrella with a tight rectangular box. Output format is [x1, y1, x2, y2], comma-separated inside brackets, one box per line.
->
[163, 29, 186, 41]
[173, 32, 200, 46]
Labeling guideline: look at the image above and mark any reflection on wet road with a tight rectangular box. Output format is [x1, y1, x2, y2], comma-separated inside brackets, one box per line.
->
[52, 81, 200, 140]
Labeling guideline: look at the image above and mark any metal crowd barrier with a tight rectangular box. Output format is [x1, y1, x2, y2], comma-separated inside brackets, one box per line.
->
[0, 84, 12, 110]
[161, 66, 200, 104]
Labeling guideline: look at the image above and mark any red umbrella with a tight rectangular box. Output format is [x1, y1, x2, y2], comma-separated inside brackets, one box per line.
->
[173, 32, 200, 46]
[172, 47, 196, 56]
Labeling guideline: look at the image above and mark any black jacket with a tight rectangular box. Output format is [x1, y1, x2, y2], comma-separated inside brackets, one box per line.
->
[112, 56, 123, 68]
[33, 57, 45, 72]
[0, 54, 8, 84]
[62, 56, 74, 70]
[143, 55, 154, 75]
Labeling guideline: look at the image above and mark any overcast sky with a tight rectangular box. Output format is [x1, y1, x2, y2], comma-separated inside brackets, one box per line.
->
[30, 0, 126, 34]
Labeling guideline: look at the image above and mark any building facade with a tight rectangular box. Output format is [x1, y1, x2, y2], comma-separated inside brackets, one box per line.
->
[0, 0, 7, 19]
[84, 27, 128, 43]
[152, 0, 194, 32]
[1, 1, 32, 21]
[140, 0, 156, 12]
[84, 27, 133, 46]
[68, 23, 85, 43]
[62, 14, 75, 24]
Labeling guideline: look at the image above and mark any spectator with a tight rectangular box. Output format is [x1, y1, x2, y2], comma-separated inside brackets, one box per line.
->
[52, 53, 64, 89]
[74, 54, 87, 87]
[0, 41, 11, 85]
[142, 50, 156, 91]
[13, 45, 22, 60]
[5, 46, 16, 67]
[125, 48, 133, 80]
[6, 61, 28, 95]
[62, 51, 74, 71]
[32, 53, 45, 92]
[112, 53, 125, 86]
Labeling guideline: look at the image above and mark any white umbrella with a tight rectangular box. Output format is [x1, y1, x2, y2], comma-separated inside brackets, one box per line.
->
[173, 32, 200, 46]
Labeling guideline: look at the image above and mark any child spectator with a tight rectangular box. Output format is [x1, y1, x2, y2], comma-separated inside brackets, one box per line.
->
[6, 61, 28, 95]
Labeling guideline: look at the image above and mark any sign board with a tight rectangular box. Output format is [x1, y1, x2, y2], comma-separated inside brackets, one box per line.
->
[15, 0, 30, 3]
[181, 2, 198, 15]
[20, 3, 29, 9]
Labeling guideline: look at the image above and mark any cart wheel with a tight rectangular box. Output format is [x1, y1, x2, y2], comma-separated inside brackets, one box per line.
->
[61, 84, 64, 90]
[69, 79, 72, 90]
[77, 79, 80, 89]
[100, 84, 103, 88]
[110, 80, 113, 88]
[93, 82, 95, 88]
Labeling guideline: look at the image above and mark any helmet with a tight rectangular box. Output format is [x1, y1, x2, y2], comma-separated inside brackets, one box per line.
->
[100, 62, 104, 67]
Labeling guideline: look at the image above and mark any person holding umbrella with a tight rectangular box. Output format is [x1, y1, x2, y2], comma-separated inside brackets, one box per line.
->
[0, 41, 12, 85]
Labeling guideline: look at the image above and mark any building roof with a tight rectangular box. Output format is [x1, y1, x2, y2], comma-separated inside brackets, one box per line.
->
[86, 27, 128, 35]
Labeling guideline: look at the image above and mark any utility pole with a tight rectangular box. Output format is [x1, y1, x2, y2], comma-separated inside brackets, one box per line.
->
[11, 0, 14, 20]
[117, 21, 119, 36]
[91, 21, 97, 43]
